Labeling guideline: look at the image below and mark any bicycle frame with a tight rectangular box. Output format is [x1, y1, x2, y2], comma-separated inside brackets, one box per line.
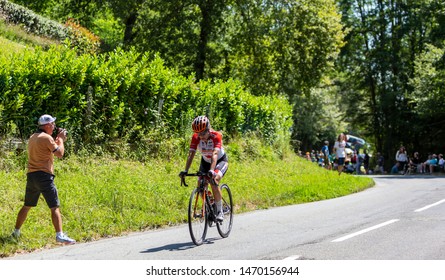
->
[181, 172, 217, 222]
[181, 171, 233, 245]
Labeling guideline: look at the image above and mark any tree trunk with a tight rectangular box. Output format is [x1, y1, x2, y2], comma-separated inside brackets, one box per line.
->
[124, 12, 139, 45]
[195, 1, 212, 81]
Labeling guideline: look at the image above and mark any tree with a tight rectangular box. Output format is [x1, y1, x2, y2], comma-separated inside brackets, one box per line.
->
[230, 0, 345, 98]
[409, 43, 445, 151]
[8, 0, 103, 26]
[227, 0, 345, 152]
[6, 0, 56, 13]
[336, 0, 445, 165]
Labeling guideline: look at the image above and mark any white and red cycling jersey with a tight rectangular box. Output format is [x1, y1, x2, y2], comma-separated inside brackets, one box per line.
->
[189, 130, 226, 163]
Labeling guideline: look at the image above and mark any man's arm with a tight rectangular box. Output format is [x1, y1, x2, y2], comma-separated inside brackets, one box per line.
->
[53, 130, 67, 159]
[53, 138, 64, 159]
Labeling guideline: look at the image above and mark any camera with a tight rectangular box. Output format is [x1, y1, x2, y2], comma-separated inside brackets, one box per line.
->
[52, 126, 68, 139]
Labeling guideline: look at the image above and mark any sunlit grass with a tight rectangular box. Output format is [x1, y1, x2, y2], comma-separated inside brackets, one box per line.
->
[0, 20, 58, 53]
[0, 153, 373, 257]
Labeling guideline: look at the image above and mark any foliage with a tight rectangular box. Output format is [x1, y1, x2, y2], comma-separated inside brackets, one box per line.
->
[410, 43, 445, 116]
[0, 19, 59, 48]
[89, 9, 124, 51]
[291, 78, 346, 153]
[4, 0, 345, 155]
[1, 0, 102, 54]
[130, 0, 345, 97]
[0, 45, 292, 158]
[409, 43, 445, 148]
[229, 0, 345, 97]
[64, 18, 101, 54]
[0, 0, 67, 40]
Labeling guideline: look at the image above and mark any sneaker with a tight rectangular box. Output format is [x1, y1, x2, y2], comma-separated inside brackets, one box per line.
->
[11, 229, 20, 239]
[56, 233, 76, 244]
[216, 211, 224, 222]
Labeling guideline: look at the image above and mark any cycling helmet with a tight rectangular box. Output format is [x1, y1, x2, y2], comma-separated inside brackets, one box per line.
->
[192, 116, 210, 133]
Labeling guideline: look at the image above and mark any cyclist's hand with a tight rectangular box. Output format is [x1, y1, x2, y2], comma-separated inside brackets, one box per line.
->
[208, 170, 216, 178]
[179, 171, 188, 178]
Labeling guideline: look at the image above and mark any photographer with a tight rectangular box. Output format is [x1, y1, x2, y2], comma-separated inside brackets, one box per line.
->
[12, 114, 75, 244]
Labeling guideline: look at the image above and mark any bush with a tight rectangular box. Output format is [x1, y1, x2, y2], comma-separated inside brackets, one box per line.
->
[1, 0, 101, 54]
[0, 0, 67, 40]
[0, 46, 292, 160]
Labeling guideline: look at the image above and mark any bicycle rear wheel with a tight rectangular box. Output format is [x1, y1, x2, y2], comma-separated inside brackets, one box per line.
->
[188, 188, 208, 245]
[217, 184, 233, 238]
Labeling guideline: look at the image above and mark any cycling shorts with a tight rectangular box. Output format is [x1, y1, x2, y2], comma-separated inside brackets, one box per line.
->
[199, 153, 228, 177]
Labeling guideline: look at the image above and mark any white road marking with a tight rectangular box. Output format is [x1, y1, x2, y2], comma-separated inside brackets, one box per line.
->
[283, 255, 301, 260]
[331, 219, 400, 242]
[414, 199, 445, 212]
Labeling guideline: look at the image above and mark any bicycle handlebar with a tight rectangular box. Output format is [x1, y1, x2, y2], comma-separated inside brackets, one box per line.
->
[180, 171, 209, 187]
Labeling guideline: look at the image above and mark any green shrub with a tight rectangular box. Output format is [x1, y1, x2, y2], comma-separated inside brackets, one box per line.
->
[0, 46, 292, 160]
[64, 18, 100, 54]
[1, 0, 101, 54]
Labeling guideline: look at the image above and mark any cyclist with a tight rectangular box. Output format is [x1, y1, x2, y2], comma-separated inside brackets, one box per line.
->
[179, 116, 228, 222]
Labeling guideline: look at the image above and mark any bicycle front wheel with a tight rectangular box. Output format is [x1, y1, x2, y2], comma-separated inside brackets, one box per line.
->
[188, 188, 208, 246]
[217, 184, 233, 238]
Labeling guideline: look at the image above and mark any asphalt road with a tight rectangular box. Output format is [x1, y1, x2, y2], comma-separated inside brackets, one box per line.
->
[6, 175, 445, 260]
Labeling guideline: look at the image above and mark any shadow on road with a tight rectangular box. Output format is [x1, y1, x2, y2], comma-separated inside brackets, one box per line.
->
[140, 238, 219, 254]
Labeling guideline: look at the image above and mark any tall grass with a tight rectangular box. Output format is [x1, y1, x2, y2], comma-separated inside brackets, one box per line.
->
[0, 143, 373, 257]
[0, 20, 58, 51]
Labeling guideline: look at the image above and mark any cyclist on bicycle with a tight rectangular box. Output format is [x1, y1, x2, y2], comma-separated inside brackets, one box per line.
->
[179, 116, 228, 222]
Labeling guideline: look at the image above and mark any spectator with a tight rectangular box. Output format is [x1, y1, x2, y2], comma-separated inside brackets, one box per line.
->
[363, 150, 370, 174]
[317, 152, 325, 167]
[391, 162, 400, 174]
[422, 154, 438, 174]
[311, 150, 316, 162]
[333, 133, 347, 175]
[351, 150, 357, 165]
[321, 141, 331, 170]
[330, 154, 337, 171]
[438, 154, 444, 171]
[408, 152, 422, 174]
[395, 146, 408, 174]
[11, 114, 75, 244]
[357, 151, 365, 175]
[375, 152, 385, 174]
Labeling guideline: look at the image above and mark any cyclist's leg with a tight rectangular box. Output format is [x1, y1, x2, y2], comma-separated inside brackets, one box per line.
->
[212, 158, 228, 219]
[199, 155, 228, 215]
[198, 158, 210, 187]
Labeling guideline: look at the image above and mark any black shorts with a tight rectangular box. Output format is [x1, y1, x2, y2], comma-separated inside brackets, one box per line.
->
[25, 171, 60, 208]
[337, 157, 345, 165]
[199, 154, 228, 177]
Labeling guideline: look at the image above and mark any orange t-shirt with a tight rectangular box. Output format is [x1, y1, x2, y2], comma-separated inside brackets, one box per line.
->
[27, 132, 58, 175]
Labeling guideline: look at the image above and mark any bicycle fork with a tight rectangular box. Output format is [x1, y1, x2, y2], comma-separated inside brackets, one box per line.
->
[192, 191, 206, 220]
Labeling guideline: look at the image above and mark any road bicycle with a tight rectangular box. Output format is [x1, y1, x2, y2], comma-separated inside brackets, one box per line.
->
[181, 171, 233, 246]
